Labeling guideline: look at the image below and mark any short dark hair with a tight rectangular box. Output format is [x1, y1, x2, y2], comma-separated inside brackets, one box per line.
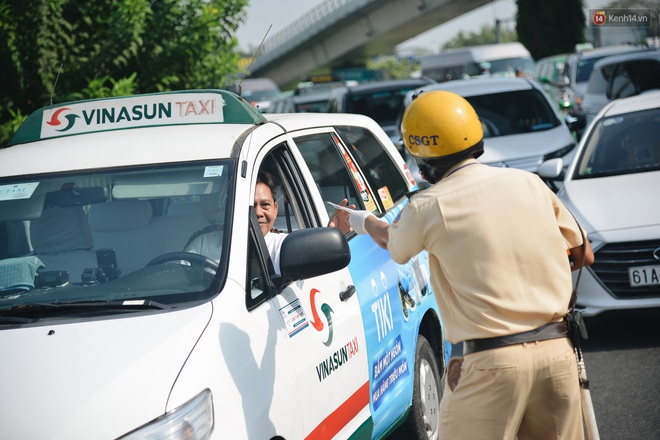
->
[257, 170, 278, 200]
[418, 140, 484, 184]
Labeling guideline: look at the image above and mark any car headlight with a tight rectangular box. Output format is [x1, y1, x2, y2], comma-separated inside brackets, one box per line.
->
[543, 143, 576, 161]
[119, 389, 214, 440]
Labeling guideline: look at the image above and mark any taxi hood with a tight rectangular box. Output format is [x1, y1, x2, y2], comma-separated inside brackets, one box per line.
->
[0, 304, 212, 440]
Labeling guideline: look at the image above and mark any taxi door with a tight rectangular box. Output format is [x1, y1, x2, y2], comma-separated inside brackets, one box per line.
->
[248, 142, 372, 439]
[289, 125, 431, 439]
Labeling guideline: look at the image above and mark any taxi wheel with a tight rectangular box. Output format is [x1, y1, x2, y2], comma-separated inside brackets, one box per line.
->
[397, 335, 443, 440]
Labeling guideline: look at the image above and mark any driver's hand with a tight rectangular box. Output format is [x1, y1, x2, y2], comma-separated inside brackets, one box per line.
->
[328, 198, 355, 234]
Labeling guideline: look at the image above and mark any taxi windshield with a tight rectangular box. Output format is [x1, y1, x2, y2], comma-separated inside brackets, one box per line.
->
[347, 89, 415, 127]
[0, 161, 234, 314]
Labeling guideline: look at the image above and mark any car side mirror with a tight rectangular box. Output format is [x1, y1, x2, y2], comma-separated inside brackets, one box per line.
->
[273, 227, 351, 290]
[538, 158, 564, 179]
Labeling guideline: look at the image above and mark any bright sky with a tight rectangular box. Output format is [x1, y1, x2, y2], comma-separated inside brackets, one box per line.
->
[236, 0, 326, 52]
[235, 0, 611, 53]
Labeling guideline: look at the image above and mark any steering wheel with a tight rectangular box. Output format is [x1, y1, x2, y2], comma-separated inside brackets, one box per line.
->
[146, 252, 219, 270]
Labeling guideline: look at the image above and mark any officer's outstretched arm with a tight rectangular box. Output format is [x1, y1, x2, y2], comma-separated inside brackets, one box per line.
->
[365, 215, 389, 250]
[348, 210, 389, 250]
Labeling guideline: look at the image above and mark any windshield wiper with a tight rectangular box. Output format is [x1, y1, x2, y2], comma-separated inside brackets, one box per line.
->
[0, 315, 38, 324]
[1, 299, 170, 319]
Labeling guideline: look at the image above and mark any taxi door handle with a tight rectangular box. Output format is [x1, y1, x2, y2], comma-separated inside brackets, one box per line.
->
[339, 285, 356, 302]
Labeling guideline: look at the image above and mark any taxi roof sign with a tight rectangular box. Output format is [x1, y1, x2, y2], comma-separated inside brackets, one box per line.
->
[8, 89, 266, 146]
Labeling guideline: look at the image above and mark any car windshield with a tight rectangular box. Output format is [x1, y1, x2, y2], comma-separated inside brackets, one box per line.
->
[483, 56, 536, 76]
[295, 97, 331, 112]
[576, 56, 609, 83]
[243, 89, 280, 102]
[0, 161, 234, 313]
[347, 88, 418, 126]
[464, 89, 560, 138]
[574, 107, 660, 178]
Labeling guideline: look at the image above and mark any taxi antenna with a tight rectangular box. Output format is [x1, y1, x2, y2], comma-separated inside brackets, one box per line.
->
[238, 24, 272, 96]
[50, 63, 64, 106]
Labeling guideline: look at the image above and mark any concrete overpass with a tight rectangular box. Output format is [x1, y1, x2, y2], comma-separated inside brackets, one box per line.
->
[248, 0, 492, 88]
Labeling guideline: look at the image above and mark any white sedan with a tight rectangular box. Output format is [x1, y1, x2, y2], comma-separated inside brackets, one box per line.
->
[404, 78, 584, 176]
[539, 90, 660, 316]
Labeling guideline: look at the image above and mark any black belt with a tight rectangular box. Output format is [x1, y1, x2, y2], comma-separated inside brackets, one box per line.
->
[462, 321, 569, 356]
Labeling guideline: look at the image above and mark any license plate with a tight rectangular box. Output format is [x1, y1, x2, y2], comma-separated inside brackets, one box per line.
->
[628, 264, 660, 287]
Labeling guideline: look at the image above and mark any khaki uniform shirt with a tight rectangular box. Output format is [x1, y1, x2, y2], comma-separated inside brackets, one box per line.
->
[388, 159, 584, 344]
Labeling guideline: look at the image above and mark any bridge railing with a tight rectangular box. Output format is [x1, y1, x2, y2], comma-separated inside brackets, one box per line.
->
[252, 0, 376, 71]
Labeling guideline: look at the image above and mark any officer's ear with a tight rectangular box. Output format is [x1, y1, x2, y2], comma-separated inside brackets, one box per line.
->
[417, 161, 439, 185]
[419, 167, 427, 181]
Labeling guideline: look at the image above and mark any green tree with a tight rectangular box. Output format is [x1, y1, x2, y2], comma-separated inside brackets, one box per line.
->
[442, 24, 518, 49]
[0, 0, 248, 145]
[603, 0, 659, 41]
[367, 56, 420, 79]
[516, 0, 586, 60]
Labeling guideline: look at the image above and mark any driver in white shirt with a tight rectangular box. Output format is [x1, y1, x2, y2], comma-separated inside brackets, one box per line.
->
[253, 170, 287, 274]
[187, 170, 351, 274]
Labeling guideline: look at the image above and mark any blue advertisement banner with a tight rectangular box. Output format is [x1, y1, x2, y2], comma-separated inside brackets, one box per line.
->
[346, 200, 448, 437]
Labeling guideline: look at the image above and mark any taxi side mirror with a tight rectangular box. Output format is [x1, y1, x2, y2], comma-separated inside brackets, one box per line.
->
[273, 227, 351, 290]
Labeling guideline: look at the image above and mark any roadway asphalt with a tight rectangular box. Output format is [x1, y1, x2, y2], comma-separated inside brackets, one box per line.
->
[581, 308, 660, 440]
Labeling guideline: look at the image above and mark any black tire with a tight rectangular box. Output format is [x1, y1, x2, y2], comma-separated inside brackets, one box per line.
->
[393, 334, 443, 440]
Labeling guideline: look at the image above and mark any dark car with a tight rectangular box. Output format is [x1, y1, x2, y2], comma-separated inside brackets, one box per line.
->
[266, 90, 337, 114]
[266, 78, 353, 114]
[327, 77, 435, 151]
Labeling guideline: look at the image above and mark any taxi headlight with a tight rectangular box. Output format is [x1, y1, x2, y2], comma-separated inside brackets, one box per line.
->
[119, 389, 214, 440]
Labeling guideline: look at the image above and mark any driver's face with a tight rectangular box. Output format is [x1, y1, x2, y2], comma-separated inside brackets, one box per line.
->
[254, 182, 278, 236]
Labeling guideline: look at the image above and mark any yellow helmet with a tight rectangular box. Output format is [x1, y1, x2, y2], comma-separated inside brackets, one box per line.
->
[401, 90, 484, 159]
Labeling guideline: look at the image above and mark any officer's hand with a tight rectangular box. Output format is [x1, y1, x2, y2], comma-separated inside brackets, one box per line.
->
[348, 209, 375, 235]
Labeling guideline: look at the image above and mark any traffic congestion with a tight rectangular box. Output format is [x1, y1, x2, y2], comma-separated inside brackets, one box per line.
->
[1, 1, 659, 439]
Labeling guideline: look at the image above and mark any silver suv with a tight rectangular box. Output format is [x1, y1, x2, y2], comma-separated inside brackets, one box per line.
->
[559, 44, 646, 119]
[581, 49, 660, 125]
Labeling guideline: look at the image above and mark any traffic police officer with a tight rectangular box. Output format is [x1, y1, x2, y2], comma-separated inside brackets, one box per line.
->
[348, 90, 595, 439]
